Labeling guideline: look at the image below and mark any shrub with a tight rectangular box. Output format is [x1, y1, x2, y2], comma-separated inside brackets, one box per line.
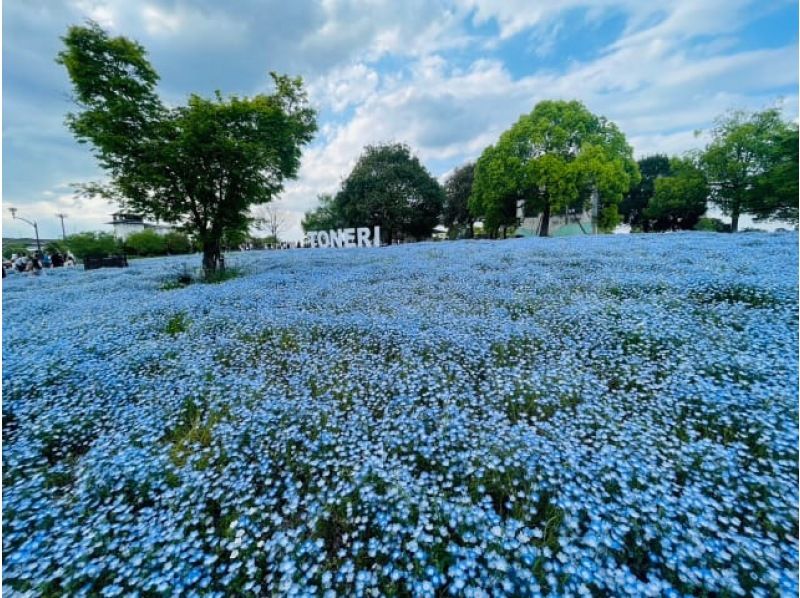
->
[65, 231, 119, 260]
[163, 232, 193, 254]
[694, 217, 731, 232]
[3, 243, 29, 259]
[249, 237, 267, 250]
[125, 230, 167, 256]
[44, 241, 67, 255]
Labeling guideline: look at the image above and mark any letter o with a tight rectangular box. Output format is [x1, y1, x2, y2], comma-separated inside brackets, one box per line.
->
[317, 230, 330, 247]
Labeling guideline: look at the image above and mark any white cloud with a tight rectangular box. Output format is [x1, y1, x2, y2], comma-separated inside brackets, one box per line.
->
[141, 5, 183, 36]
[309, 63, 381, 113]
[71, 0, 116, 28]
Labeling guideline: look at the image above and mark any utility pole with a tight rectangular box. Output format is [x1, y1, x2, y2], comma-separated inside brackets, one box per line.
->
[56, 213, 68, 240]
[9, 207, 41, 254]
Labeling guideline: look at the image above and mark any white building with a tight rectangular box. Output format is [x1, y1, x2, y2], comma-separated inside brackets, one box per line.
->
[108, 212, 174, 240]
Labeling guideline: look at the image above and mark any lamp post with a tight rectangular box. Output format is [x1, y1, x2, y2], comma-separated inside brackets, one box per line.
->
[9, 207, 41, 254]
[56, 213, 68, 240]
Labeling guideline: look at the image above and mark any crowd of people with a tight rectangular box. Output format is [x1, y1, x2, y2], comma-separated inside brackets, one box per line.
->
[2, 251, 76, 278]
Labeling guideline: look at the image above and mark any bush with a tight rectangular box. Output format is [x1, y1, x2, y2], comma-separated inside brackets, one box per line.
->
[44, 241, 67, 255]
[163, 232, 193, 254]
[124, 230, 167, 256]
[694, 217, 731, 233]
[3, 244, 29, 259]
[65, 232, 119, 260]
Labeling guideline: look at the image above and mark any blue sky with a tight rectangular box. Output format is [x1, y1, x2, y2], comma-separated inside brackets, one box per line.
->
[3, 0, 798, 240]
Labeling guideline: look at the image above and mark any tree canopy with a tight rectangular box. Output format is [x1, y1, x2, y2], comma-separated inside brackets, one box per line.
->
[700, 107, 796, 232]
[301, 194, 343, 233]
[442, 163, 476, 238]
[747, 122, 799, 224]
[644, 157, 709, 231]
[58, 22, 316, 272]
[619, 155, 671, 231]
[470, 100, 640, 236]
[318, 143, 445, 244]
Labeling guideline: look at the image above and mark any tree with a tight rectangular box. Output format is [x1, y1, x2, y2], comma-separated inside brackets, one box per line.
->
[748, 123, 799, 224]
[124, 229, 167, 256]
[470, 100, 639, 237]
[443, 163, 476, 238]
[302, 194, 343, 233]
[58, 22, 316, 274]
[469, 145, 523, 238]
[700, 107, 795, 232]
[65, 231, 118, 260]
[619, 155, 671, 231]
[253, 204, 289, 240]
[335, 143, 444, 244]
[644, 157, 708, 231]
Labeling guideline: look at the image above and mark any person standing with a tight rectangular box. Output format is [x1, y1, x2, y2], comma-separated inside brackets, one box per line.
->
[14, 255, 27, 273]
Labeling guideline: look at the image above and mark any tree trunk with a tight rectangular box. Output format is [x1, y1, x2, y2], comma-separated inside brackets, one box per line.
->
[730, 207, 740, 233]
[202, 238, 221, 274]
[385, 228, 392, 246]
[540, 202, 551, 237]
[467, 220, 474, 239]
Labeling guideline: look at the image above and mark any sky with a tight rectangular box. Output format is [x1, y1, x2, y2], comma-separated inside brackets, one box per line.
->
[3, 0, 798, 241]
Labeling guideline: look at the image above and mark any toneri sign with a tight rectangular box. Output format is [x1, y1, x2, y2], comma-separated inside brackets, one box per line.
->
[308, 226, 380, 248]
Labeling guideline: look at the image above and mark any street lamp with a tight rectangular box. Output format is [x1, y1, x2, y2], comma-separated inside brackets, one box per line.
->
[56, 213, 68, 240]
[8, 207, 41, 254]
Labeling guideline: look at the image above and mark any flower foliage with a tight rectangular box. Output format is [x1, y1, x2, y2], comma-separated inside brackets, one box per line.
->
[3, 232, 798, 596]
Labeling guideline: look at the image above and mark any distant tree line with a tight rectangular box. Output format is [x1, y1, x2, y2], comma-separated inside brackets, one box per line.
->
[304, 102, 795, 241]
[56, 22, 795, 260]
[620, 107, 798, 232]
[54, 99, 797, 260]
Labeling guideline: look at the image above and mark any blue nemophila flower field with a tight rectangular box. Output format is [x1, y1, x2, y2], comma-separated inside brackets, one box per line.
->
[3, 232, 798, 597]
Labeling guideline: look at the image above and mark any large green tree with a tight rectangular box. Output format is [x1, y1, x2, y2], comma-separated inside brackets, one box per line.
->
[470, 100, 639, 237]
[619, 155, 671, 231]
[58, 22, 316, 273]
[442, 163, 476, 238]
[700, 107, 796, 232]
[748, 123, 799, 224]
[644, 157, 709, 231]
[468, 145, 518, 237]
[301, 194, 344, 233]
[334, 143, 444, 244]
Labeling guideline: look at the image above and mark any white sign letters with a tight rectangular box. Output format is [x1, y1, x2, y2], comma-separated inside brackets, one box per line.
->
[308, 226, 381, 248]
